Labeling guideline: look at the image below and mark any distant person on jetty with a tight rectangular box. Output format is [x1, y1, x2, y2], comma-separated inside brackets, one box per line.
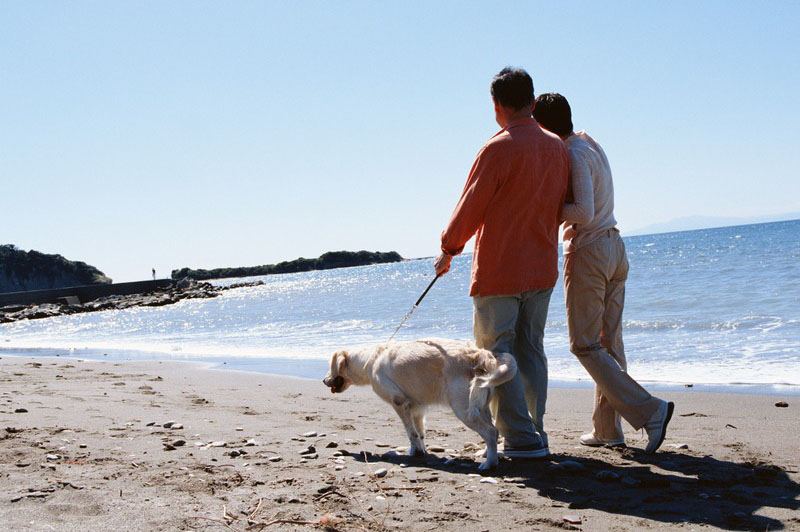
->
[152, 268, 156, 280]
[533, 93, 674, 452]
[435, 67, 568, 457]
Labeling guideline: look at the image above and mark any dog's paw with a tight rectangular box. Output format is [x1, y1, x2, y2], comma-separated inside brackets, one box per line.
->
[408, 446, 427, 457]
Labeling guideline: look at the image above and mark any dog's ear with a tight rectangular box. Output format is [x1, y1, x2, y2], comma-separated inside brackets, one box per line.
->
[335, 350, 348, 376]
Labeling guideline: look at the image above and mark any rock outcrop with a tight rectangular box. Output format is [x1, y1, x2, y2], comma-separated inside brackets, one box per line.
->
[171, 250, 403, 281]
[0, 245, 111, 292]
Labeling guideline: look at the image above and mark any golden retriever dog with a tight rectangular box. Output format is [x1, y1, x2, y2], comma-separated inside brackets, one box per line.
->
[322, 338, 517, 470]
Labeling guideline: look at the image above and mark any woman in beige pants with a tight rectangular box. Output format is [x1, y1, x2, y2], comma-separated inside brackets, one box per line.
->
[533, 93, 674, 452]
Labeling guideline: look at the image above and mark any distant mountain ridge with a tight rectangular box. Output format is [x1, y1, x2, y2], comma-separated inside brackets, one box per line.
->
[626, 212, 800, 236]
[0, 245, 112, 293]
[171, 250, 404, 281]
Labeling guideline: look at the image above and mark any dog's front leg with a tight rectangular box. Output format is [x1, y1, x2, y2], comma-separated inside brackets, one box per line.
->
[411, 409, 427, 454]
[391, 399, 425, 457]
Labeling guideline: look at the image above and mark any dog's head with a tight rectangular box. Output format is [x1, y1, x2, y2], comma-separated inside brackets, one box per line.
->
[322, 349, 350, 394]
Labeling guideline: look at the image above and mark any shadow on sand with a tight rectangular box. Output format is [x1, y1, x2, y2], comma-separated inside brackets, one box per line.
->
[348, 446, 800, 531]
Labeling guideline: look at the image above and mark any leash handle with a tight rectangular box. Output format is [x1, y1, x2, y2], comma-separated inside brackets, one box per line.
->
[414, 274, 441, 307]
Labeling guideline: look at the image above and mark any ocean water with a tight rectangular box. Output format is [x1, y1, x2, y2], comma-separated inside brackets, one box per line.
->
[2, 220, 799, 392]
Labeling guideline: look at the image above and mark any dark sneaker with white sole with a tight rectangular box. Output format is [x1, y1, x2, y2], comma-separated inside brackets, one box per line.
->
[501, 439, 550, 458]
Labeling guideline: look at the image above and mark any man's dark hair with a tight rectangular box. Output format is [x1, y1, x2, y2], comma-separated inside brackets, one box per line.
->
[490, 67, 534, 111]
[533, 93, 573, 137]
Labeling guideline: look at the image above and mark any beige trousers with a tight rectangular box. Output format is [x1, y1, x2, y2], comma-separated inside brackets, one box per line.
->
[564, 230, 661, 439]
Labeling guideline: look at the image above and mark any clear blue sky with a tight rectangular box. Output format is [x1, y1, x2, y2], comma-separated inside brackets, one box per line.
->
[2, 2, 798, 282]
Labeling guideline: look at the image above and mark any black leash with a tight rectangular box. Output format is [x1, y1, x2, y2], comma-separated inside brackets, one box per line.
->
[387, 274, 440, 342]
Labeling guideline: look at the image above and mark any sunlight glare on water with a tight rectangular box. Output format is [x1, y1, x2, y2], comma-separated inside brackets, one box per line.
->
[2, 220, 799, 387]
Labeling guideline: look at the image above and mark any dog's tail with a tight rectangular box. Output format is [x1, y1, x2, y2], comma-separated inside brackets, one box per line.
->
[468, 350, 518, 420]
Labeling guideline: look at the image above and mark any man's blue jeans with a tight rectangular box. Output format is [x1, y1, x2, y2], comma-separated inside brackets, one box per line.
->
[473, 288, 552, 447]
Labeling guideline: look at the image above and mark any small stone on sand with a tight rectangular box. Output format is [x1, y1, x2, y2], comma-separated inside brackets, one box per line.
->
[668, 443, 689, 449]
[549, 460, 584, 471]
[621, 477, 640, 487]
[596, 470, 620, 481]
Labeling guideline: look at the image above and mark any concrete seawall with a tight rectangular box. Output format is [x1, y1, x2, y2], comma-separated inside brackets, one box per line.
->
[0, 280, 174, 307]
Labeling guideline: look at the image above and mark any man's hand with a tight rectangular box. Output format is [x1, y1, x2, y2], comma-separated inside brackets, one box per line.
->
[434, 253, 452, 276]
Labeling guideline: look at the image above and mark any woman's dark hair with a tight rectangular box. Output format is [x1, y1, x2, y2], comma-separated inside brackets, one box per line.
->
[533, 93, 573, 137]
[490, 67, 534, 111]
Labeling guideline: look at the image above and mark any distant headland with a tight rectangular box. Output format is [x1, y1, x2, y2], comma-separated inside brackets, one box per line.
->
[0, 244, 111, 292]
[171, 250, 404, 281]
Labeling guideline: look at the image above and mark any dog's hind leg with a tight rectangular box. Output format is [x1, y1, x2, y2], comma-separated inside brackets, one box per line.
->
[448, 388, 499, 470]
[472, 408, 499, 471]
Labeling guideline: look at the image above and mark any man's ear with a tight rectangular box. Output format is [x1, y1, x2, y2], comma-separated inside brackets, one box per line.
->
[335, 350, 348, 375]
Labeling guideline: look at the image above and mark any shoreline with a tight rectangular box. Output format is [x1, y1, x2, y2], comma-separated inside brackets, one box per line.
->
[1, 355, 798, 531]
[3, 346, 800, 397]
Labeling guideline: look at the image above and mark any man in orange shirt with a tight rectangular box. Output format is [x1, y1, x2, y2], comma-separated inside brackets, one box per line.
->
[435, 67, 568, 457]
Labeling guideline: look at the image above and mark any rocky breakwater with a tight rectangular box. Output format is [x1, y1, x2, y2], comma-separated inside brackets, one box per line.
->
[0, 279, 264, 323]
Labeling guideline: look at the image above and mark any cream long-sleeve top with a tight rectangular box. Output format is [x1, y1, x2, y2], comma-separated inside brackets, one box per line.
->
[562, 130, 618, 253]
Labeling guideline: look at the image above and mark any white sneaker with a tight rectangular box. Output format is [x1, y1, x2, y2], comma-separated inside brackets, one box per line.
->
[579, 433, 626, 448]
[644, 401, 675, 453]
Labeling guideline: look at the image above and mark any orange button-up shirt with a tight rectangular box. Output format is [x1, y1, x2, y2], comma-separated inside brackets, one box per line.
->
[441, 117, 568, 297]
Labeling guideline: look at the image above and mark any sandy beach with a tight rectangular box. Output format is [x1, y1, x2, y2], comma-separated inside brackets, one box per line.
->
[1, 355, 798, 532]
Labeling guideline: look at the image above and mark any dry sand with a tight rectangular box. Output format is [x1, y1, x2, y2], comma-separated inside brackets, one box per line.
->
[1, 355, 798, 532]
